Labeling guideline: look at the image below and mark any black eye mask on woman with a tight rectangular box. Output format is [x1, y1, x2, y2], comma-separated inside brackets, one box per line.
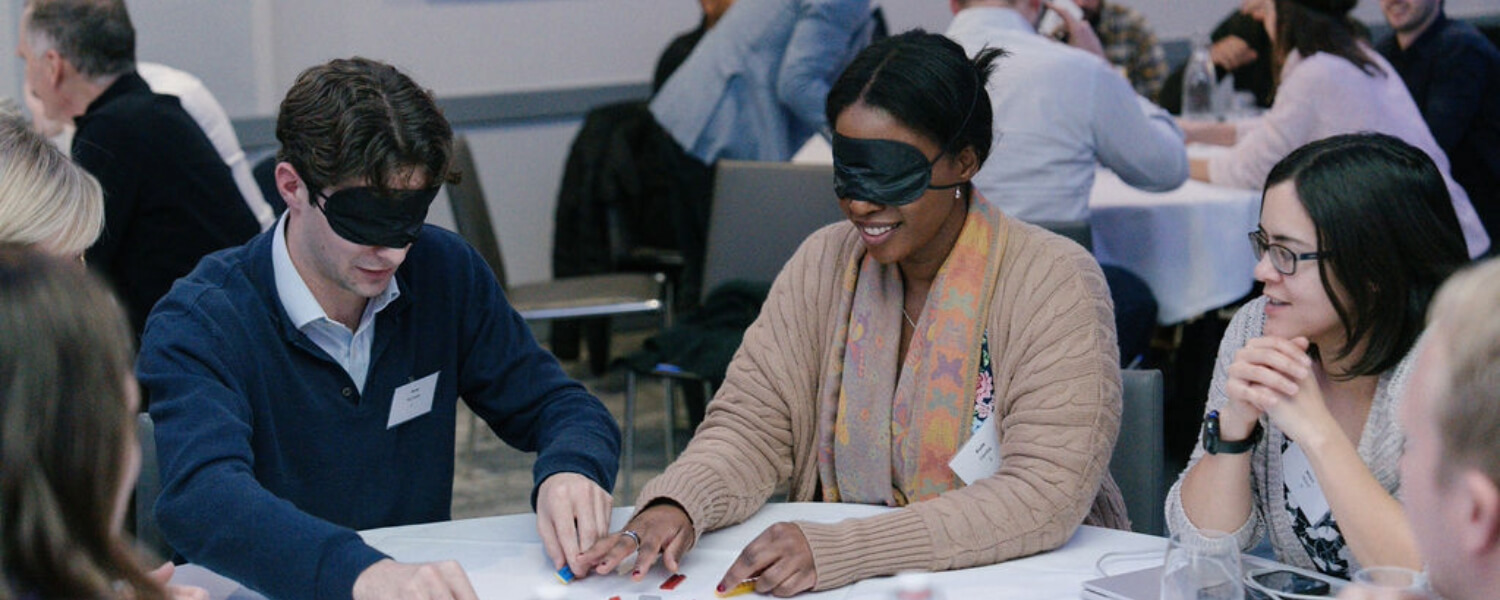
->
[313, 186, 441, 248]
[832, 133, 964, 206]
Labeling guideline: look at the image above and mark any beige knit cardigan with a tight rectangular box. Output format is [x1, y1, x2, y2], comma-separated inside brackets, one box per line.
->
[636, 214, 1130, 590]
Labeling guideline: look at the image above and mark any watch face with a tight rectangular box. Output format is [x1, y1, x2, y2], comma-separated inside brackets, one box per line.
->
[1203, 412, 1222, 454]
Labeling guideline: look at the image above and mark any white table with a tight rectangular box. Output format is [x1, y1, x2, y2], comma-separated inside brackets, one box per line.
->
[173, 502, 1171, 599]
[1089, 168, 1262, 325]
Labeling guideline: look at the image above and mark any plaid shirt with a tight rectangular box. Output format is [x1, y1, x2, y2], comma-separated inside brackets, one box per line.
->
[1095, 3, 1167, 101]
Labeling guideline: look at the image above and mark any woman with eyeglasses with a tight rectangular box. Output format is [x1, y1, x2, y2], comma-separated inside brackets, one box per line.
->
[577, 30, 1128, 596]
[1166, 132, 1470, 578]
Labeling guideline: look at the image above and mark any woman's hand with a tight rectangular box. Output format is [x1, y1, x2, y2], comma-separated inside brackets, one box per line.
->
[1177, 119, 1238, 146]
[717, 522, 816, 598]
[1222, 336, 1306, 437]
[577, 502, 696, 581]
[1210, 35, 1258, 71]
[1224, 336, 1339, 446]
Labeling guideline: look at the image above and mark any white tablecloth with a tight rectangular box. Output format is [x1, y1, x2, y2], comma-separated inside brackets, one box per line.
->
[1089, 168, 1262, 325]
[173, 502, 1170, 599]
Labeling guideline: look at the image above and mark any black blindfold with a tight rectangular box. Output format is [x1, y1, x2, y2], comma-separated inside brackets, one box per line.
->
[832, 133, 962, 206]
[314, 186, 441, 248]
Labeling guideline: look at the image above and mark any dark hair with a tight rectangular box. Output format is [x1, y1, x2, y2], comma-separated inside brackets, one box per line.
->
[276, 57, 457, 197]
[1272, 0, 1379, 84]
[825, 30, 1003, 169]
[1263, 133, 1468, 379]
[22, 0, 135, 78]
[0, 245, 161, 600]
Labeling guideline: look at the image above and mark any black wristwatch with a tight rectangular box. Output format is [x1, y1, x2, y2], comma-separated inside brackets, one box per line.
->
[1202, 409, 1262, 455]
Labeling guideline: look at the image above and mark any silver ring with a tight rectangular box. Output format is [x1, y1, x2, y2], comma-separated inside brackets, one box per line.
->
[620, 529, 642, 549]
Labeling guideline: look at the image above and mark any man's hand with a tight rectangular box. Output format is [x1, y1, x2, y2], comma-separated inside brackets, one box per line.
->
[352, 559, 477, 600]
[146, 562, 209, 600]
[535, 472, 613, 577]
[1210, 35, 1259, 71]
[1044, 1, 1107, 60]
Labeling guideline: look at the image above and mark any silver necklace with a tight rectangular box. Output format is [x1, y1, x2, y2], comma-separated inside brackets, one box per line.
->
[902, 308, 917, 329]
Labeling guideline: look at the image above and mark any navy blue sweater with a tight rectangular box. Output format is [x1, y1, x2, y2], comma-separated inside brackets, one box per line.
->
[139, 226, 620, 600]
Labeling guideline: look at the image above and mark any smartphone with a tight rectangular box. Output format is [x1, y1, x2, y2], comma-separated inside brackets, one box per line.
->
[1251, 569, 1332, 597]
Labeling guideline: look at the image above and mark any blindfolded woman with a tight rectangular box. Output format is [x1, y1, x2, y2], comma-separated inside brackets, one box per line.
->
[578, 30, 1128, 596]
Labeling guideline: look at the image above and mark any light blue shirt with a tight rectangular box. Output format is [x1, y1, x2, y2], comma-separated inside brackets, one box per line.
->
[272, 214, 400, 392]
[947, 7, 1187, 222]
[650, 0, 873, 164]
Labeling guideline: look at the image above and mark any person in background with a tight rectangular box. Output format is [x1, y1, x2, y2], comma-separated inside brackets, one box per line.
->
[1160, 2, 1275, 114]
[24, 63, 277, 230]
[1338, 257, 1500, 600]
[578, 30, 1127, 597]
[1376, 0, 1500, 248]
[651, 0, 875, 165]
[1180, 0, 1489, 259]
[0, 246, 205, 600]
[947, 0, 1187, 224]
[1070, 0, 1169, 100]
[653, 0, 737, 94]
[1167, 133, 1470, 578]
[140, 57, 620, 600]
[948, 0, 1187, 364]
[16, 0, 261, 337]
[0, 102, 101, 258]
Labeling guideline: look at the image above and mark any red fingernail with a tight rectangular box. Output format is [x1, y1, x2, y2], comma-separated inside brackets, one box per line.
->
[632, 569, 641, 577]
[717, 584, 726, 592]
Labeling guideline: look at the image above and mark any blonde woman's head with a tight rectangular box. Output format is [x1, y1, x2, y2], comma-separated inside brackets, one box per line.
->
[0, 101, 103, 258]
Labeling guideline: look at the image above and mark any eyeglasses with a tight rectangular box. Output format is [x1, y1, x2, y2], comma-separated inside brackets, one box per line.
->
[1248, 229, 1324, 276]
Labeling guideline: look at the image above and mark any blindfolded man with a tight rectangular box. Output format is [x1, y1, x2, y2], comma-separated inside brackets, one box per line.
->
[138, 57, 621, 600]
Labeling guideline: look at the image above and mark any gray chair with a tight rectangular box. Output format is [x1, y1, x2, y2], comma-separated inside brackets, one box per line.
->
[1111, 368, 1167, 536]
[448, 135, 667, 324]
[134, 412, 170, 558]
[447, 135, 668, 457]
[620, 160, 845, 498]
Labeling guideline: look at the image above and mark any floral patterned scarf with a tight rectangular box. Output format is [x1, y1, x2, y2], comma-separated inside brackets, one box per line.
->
[817, 199, 1008, 505]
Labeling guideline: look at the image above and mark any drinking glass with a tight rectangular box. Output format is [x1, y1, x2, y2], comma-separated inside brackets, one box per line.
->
[1161, 530, 1245, 600]
[1349, 566, 1433, 599]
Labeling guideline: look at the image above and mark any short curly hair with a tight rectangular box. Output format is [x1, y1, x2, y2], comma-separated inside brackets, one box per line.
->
[276, 57, 456, 196]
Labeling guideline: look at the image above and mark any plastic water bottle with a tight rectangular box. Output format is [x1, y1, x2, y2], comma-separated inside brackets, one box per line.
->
[1182, 34, 1216, 121]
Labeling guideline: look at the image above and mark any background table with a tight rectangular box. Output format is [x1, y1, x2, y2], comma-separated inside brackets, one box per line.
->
[174, 502, 1170, 599]
[1089, 168, 1262, 325]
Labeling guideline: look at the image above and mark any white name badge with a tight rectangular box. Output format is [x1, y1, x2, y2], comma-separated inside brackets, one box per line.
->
[949, 418, 1002, 485]
[1281, 441, 1332, 524]
[387, 371, 439, 429]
